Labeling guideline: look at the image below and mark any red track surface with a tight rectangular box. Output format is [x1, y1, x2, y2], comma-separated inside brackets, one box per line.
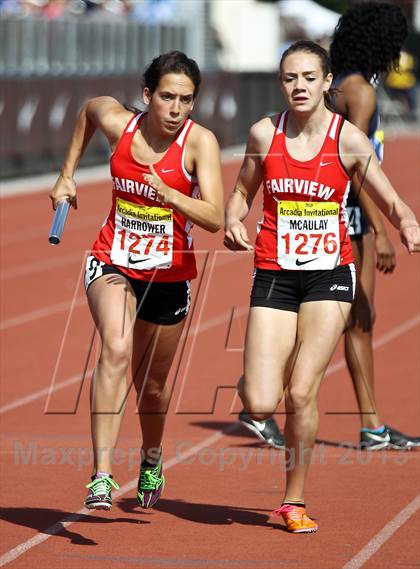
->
[1, 137, 419, 568]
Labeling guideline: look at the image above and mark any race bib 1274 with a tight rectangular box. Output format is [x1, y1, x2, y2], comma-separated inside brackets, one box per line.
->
[277, 200, 340, 270]
[111, 197, 173, 270]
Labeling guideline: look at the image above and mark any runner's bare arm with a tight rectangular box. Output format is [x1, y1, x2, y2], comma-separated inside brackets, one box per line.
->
[49, 97, 129, 210]
[357, 184, 396, 272]
[144, 128, 224, 233]
[224, 120, 268, 251]
[341, 123, 420, 253]
[343, 81, 396, 273]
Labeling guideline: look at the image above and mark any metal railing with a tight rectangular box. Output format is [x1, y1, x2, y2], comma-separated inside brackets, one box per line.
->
[0, 15, 188, 76]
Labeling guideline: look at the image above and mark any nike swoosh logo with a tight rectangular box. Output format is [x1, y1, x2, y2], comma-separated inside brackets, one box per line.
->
[128, 256, 152, 265]
[252, 421, 266, 432]
[296, 257, 319, 266]
[161, 168, 175, 173]
[320, 161, 333, 167]
[366, 432, 390, 442]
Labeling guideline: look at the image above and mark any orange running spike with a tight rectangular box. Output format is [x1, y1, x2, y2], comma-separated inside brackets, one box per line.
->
[271, 504, 318, 533]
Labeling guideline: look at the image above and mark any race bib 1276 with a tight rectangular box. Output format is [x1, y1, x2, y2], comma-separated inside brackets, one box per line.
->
[277, 200, 340, 270]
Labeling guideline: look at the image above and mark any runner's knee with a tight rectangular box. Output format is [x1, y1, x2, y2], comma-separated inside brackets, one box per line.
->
[142, 377, 167, 399]
[138, 379, 169, 411]
[243, 392, 278, 419]
[286, 385, 316, 412]
[100, 336, 132, 371]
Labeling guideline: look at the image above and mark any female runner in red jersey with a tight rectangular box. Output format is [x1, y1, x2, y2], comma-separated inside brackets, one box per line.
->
[50, 51, 224, 511]
[224, 41, 420, 534]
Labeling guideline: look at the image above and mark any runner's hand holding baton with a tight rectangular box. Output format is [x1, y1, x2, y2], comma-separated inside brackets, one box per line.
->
[49, 175, 77, 245]
[49, 200, 70, 245]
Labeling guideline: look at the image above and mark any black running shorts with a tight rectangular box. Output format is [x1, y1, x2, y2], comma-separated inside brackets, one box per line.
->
[84, 255, 190, 325]
[250, 264, 356, 313]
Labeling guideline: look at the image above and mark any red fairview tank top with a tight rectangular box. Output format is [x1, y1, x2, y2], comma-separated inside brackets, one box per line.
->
[91, 112, 199, 282]
[255, 111, 353, 271]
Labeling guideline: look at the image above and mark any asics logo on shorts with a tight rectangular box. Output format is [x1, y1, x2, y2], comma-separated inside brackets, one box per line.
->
[330, 284, 349, 291]
[174, 305, 188, 316]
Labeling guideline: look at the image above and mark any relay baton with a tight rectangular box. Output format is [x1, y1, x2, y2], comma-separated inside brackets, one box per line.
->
[49, 200, 70, 245]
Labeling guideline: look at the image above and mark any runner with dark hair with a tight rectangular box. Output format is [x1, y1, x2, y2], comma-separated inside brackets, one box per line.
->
[50, 51, 224, 511]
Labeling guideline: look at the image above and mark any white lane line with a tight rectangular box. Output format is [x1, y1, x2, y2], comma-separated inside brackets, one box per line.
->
[0, 315, 419, 564]
[1, 214, 99, 246]
[0, 251, 247, 332]
[342, 494, 420, 569]
[0, 165, 110, 198]
[0, 146, 244, 199]
[0, 253, 83, 280]
[0, 305, 249, 416]
[0, 425, 238, 567]
[0, 297, 86, 332]
[0, 370, 93, 415]
[325, 314, 420, 377]
[0, 311, 417, 418]
[370, 314, 420, 349]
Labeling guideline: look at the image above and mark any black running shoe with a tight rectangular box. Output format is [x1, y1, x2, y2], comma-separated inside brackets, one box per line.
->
[239, 410, 284, 448]
[359, 427, 391, 450]
[386, 425, 420, 450]
[360, 425, 420, 450]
